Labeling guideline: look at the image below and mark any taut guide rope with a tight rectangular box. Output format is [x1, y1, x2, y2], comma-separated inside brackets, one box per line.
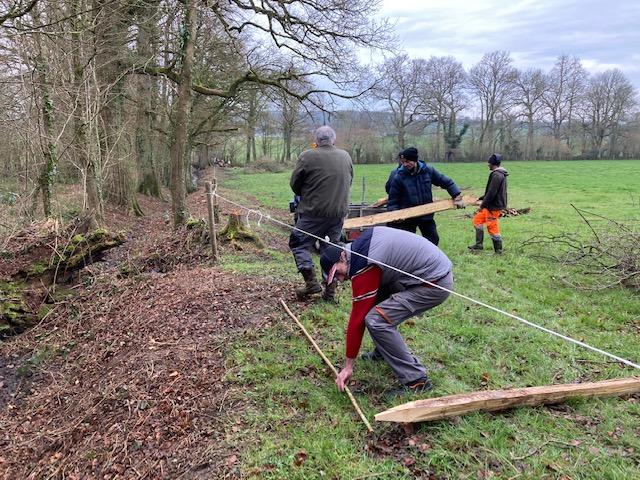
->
[209, 191, 640, 371]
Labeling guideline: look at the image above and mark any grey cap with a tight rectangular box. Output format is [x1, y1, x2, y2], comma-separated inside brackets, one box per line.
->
[315, 126, 336, 147]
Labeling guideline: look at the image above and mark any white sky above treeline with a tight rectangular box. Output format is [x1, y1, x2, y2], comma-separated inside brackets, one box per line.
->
[378, 0, 640, 87]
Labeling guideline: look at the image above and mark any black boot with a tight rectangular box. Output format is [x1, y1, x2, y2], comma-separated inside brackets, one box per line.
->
[492, 238, 503, 254]
[322, 281, 337, 302]
[468, 229, 484, 251]
[296, 268, 322, 299]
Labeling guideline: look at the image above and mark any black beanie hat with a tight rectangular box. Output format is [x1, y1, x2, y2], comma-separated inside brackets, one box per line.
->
[488, 153, 502, 166]
[400, 147, 419, 162]
[320, 244, 345, 280]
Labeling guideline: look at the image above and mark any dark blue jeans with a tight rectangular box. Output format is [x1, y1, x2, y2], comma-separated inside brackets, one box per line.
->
[389, 217, 439, 246]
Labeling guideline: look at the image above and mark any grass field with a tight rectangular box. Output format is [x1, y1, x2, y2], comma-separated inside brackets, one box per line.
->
[223, 160, 640, 479]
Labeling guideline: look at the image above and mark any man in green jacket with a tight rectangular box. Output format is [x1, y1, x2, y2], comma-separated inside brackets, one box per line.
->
[289, 126, 353, 300]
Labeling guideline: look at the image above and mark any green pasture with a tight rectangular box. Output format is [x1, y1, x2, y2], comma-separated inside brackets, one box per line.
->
[222, 160, 640, 479]
[224, 160, 640, 479]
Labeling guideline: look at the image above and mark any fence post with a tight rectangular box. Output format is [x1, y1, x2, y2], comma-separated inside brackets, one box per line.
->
[205, 181, 219, 262]
[212, 177, 220, 224]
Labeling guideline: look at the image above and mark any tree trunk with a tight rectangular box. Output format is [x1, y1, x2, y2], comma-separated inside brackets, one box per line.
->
[107, 80, 143, 215]
[135, 1, 161, 198]
[220, 212, 263, 247]
[94, 0, 142, 215]
[32, 5, 58, 218]
[434, 121, 442, 162]
[245, 89, 257, 164]
[526, 114, 534, 161]
[72, 0, 103, 225]
[169, 0, 198, 226]
[398, 125, 405, 151]
[281, 119, 292, 163]
[185, 145, 197, 194]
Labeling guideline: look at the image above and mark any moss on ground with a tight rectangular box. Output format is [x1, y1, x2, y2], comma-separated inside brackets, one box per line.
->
[0, 280, 32, 335]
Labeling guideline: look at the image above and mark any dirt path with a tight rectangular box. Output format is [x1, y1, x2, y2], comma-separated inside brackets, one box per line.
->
[0, 174, 295, 479]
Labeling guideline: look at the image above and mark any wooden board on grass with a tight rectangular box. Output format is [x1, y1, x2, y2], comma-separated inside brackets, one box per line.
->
[343, 195, 478, 230]
[375, 377, 640, 423]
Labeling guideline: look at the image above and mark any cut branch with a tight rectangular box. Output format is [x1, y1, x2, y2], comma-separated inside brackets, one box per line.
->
[280, 299, 374, 433]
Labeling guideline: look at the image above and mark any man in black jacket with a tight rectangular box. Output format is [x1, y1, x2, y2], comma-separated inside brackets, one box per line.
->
[468, 153, 509, 254]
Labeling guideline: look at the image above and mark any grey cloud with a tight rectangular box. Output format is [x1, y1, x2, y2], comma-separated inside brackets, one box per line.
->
[383, 0, 640, 86]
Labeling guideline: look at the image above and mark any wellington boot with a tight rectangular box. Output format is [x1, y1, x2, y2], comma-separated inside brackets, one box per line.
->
[492, 238, 503, 255]
[468, 229, 484, 251]
[322, 281, 337, 302]
[296, 268, 322, 299]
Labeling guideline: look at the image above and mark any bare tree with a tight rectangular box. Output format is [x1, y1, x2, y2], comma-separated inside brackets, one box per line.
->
[372, 54, 426, 150]
[92, 0, 142, 215]
[277, 88, 308, 164]
[167, 0, 197, 225]
[580, 69, 636, 159]
[513, 68, 547, 160]
[135, 0, 389, 225]
[421, 56, 467, 161]
[468, 51, 516, 158]
[243, 87, 258, 164]
[258, 108, 278, 158]
[543, 54, 587, 158]
[30, 2, 58, 217]
[133, 0, 162, 198]
[70, 0, 104, 224]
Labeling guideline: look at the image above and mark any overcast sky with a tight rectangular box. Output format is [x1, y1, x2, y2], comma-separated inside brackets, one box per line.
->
[377, 0, 640, 87]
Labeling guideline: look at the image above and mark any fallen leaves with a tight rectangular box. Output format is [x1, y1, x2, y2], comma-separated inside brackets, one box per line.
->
[293, 450, 308, 466]
[0, 244, 289, 478]
[402, 455, 415, 466]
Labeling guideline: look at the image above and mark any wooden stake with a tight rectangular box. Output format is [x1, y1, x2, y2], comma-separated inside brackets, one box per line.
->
[212, 177, 220, 224]
[343, 195, 478, 230]
[205, 181, 218, 262]
[280, 299, 374, 433]
[375, 377, 640, 423]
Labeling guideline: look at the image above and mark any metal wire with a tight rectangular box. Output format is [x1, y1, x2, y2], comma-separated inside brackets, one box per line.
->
[213, 193, 640, 370]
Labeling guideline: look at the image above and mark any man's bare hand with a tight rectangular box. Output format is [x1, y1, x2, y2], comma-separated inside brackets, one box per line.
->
[336, 358, 355, 391]
[453, 195, 466, 209]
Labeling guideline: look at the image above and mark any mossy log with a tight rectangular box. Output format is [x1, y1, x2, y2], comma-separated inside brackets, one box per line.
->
[24, 228, 124, 281]
[219, 212, 263, 248]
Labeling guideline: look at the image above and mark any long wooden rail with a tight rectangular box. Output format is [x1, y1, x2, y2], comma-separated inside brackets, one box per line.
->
[343, 195, 478, 230]
[375, 377, 640, 423]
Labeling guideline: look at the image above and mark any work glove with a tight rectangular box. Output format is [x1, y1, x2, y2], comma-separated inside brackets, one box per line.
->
[453, 195, 466, 209]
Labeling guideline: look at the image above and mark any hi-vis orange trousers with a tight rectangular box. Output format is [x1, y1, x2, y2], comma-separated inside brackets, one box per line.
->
[473, 208, 502, 237]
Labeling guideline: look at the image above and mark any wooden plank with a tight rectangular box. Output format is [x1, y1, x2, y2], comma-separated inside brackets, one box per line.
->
[343, 195, 478, 230]
[375, 377, 640, 423]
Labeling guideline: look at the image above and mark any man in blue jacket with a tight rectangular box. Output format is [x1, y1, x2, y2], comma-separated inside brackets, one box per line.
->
[387, 147, 464, 245]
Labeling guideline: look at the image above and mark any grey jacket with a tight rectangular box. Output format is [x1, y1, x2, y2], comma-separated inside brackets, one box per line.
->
[348, 226, 452, 292]
[290, 145, 353, 218]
